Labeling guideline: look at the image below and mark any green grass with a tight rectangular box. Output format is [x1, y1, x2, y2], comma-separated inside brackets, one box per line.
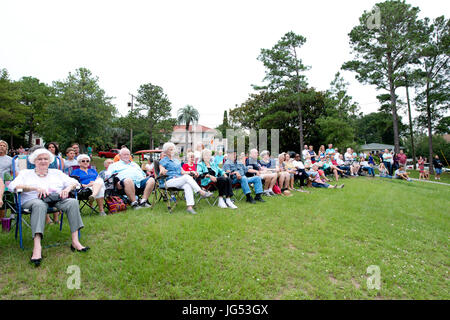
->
[0, 175, 449, 299]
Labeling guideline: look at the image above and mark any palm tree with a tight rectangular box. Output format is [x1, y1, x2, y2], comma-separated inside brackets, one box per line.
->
[177, 105, 199, 158]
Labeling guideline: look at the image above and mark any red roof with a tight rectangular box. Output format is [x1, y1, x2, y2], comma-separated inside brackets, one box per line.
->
[173, 125, 215, 132]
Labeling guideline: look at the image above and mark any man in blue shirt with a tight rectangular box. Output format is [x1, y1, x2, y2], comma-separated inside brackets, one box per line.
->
[224, 152, 265, 204]
[106, 148, 155, 209]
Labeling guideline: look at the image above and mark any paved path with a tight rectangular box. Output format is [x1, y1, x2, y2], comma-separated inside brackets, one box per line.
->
[409, 178, 450, 186]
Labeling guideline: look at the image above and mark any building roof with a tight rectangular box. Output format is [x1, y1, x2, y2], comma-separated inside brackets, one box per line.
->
[173, 125, 215, 132]
[360, 143, 405, 150]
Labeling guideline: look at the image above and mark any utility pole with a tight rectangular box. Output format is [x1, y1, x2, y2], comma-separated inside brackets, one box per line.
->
[128, 93, 136, 153]
[405, 73, 416, 170]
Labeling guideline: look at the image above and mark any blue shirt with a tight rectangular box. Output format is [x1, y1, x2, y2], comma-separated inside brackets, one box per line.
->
[71, 168, 98, 185]
[325, 148, 335, 155]
[159, 157, 182, 181]
[106, 160, 146, 186]
[214, 155, 224, 166]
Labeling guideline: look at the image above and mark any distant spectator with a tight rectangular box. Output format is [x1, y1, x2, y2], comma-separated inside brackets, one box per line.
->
[114, 145, 133, 162]
[308, 164, 344, 189]
[71, 143, 80, 159]
[418, 156, 429, 180]
[87, 145, 93, 158]
[378, 162, 392, 179]
[397, 149, 407, 168]
[64, 147, 78, 171]
[433, 155, 443, 181]
[394, 166, 412, 181]
[99, 158, 114, 180]
[301, 144, 309, 161]
[382, 149, 394, 176]
[308, 145, 317, 163]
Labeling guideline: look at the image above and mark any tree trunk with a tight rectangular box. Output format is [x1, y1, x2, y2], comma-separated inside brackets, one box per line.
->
[387, 55, 400, 153]
[426, 81, 434, 174]
[405, 76, 416, 170]
[149, 122, 154, 150]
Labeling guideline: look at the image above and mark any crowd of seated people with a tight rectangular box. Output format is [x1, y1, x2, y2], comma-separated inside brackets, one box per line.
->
[5, 140, 435, 269]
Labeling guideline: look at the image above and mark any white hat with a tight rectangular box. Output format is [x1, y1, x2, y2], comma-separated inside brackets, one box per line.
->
[29, 148, 55, 165]
[77, 154, 91, 163]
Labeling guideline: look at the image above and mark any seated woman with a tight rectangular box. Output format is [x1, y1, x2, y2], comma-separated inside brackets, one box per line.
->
[45, 142, 64, 170]
[276, 153, 291, 194]
[378, 162, 392, 178]
[181, 152, 199, 179]
[141, 158, 155, 177]
[324, 155, 346, 181]
[71, 154, 106, 216]
[8, 148, 89, 267]
[308, 164, 344, 189]
[284, 153, 297, 191]
[99, 158, 114, 180]
[197, 148, 236, 209]
[257, 150, 278, 196]
[159, 143, 213, 214]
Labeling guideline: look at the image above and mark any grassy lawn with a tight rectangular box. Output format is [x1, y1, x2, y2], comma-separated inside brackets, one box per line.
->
[1, 171, 449, 299]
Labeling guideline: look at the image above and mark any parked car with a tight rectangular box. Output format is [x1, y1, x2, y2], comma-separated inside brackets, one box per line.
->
[98, 149, 120, 158]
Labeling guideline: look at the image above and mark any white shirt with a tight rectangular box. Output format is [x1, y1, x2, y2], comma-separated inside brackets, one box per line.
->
[8, 169, 80, 205]
[302, 149, 309, 161]
[344, 152, 353, 162]
[334, 152, 341, 161]
[292, 160, 305, 170]
[336, 158, 344, 166]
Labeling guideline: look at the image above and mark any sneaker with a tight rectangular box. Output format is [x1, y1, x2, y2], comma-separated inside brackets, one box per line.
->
[339, 184, 345, 189]
[218, 197, 228, 209]
[246, 194, 256, 204]
[201, 191, 214, 198]
[225, 198, 238, 209]
[186, 208, 197, 215]
[263, 190, 272, 197]
[139, 200, 151, 208]
[254, 194, 266, 202]
[268, 189, 276, 196]
[131, 201, 141, 210]
[99, 211, 107, 217]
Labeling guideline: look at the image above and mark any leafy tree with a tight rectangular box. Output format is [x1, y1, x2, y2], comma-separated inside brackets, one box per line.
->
[413, 15, 449, 173]
[41, 67, 116, 150]
[216, 110, 230, 139]
[257, 31, 310, 149]
[0, 68, 25, 148]
[316, 117, 355, 149]
[355, 112, 407, 145]
[435, 116, 450, 135]
[135, 83, 173, 149]
[177, 105, 199, 154]
[342, 0, 422, 153]
[325, 72, 360, 119]
[229, 91, 273, 130]
[17, 77, 54, 146]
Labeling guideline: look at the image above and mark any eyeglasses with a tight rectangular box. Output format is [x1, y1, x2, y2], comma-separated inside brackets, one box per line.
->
[81, 160, 90, 163]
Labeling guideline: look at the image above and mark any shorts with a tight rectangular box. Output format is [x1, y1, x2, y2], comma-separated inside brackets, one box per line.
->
[435, 168, 442, 175]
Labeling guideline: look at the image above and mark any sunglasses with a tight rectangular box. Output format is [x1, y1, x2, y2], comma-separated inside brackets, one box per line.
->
[80, 160, 90, 163]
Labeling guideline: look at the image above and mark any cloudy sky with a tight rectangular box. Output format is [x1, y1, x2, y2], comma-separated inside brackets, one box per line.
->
[1, 0, 448, 129]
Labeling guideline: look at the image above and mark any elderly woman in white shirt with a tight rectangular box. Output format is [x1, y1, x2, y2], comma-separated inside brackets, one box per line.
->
[8, 148, 89, 267]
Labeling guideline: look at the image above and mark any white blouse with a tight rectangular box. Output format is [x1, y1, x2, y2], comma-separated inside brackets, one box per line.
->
[8, 169, 80, 205]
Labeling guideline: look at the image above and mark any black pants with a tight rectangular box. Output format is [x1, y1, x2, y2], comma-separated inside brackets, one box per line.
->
[294, 169, 308, 187]
[216, 176, 234, 197]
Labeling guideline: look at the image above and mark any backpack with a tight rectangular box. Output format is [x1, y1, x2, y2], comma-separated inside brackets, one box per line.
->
[105, 196, 127, 214]
[272, 184, 282, 195]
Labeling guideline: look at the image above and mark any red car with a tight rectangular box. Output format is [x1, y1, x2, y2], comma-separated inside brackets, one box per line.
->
[98, 149, 120, 158]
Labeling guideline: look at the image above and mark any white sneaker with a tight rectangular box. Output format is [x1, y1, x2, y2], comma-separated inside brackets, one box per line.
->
[225, 198, 238, 209]
[269, 189, 276, 196]
[218, 197, 228, 209]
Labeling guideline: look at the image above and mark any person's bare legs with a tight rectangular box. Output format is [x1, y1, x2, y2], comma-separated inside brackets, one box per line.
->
[71, 230, 87, 250]
[141, 177, 155, 202]
[32, 234, 42, 259]
[118, 178, 136, 203]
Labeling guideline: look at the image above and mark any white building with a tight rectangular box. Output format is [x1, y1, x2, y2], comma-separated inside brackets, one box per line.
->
[170, 125, 227, 154]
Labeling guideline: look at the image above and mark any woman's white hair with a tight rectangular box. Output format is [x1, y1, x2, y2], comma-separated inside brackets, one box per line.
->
[201, 148, 212, 162]
[162, 142, 176, 153]
[77, 154, 91, 163]
[260, 150, 270, 158]
[29, 148, 55, 165]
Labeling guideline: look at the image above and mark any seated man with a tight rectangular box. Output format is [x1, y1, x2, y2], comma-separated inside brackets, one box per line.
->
[64, 147, 79, 171]
[223, 152, 265, 204]
[106, 148, 155, 209]
[394, 166, 412, 181]
[292, 153, 309, 192]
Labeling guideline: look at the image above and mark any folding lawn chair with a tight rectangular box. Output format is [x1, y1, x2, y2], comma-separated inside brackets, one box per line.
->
[66, 165, 99, 216]
[152, 159, 186, 213]
[10, 155, 80, 249]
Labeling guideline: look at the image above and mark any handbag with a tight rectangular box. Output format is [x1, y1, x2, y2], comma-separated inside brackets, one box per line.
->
[41, 192, 63, 206]
[105, 196, 127, 214]
[272, 184, 282, 195]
